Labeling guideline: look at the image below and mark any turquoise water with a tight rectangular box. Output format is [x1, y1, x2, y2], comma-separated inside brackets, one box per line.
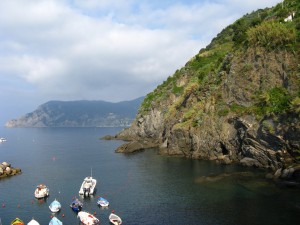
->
[0, 127, 299, 225]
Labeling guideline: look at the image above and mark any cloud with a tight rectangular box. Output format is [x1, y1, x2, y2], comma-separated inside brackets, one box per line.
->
[0, 0, 282, 122]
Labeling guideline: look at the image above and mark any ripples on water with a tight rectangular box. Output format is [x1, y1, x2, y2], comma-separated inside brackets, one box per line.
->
[0, 127, 299, 225]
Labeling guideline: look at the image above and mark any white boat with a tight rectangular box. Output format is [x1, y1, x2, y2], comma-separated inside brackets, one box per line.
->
[97, 196, 109, 207]
[79, 176, 97, 196]
[0, 138, 6, 143]
[77, 211, 100, 225]
[49, 199, 61, 213]
[109, 211, 122, 225]
[34, 184, 49, 198]
[49, 217, 62, 225]
[27, 219, 40, 225]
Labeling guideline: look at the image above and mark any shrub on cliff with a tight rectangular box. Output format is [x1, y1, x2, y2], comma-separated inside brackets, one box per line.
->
[247, 21, 296, 50]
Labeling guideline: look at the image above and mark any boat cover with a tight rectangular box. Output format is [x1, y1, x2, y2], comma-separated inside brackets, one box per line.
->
[49, 217, 63, 225]
[49, 199, 61, 212]
[27, 219, 40, 225]
[97, 197, 109, 206]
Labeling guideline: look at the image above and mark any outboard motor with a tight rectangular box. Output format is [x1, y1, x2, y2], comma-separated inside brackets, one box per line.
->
[84, 187, 90, 197]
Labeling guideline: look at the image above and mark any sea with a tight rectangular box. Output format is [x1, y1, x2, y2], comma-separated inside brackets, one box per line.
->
[0, 127, 299, 225]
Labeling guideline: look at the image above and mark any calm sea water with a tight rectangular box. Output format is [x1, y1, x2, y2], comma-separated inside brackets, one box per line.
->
[0, 127, 299, 225]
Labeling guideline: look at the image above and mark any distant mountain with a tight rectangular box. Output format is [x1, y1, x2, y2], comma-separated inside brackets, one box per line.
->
[5, 97, 144, 127]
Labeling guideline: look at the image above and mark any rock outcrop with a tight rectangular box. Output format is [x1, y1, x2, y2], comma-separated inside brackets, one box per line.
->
[0, 162, 22, 178]
[114, 0, 300, 178]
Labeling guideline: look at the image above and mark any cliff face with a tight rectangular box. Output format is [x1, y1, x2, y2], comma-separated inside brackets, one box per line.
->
[116, 0, 300, 171]
[6, 97, 143, 127]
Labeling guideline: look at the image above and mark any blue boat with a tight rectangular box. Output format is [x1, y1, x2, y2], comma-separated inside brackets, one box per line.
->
[97, 196, 109, 207]
[49, 217, 62, 225]
[70, 198, 83, 212]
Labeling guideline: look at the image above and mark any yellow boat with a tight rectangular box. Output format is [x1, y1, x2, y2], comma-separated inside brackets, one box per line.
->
[11, 218, 24, 225]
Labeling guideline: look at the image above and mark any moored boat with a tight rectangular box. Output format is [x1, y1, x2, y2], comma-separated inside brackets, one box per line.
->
[11, 218, 24, 225]
[34, 184, 49, 198]
[70, 198, 83, 212]
[0, 138, 6, 143]
[79, 176, 97, 196]
[78, 211, 100, 225]
[109, 211, 122, 225]
[49, 199, 61, 213]
[97, 196, 109, 207]
[49, 217, 62, 225]
[27, 219, 40, 225]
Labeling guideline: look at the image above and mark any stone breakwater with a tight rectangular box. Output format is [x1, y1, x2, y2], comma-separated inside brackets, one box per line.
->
[0, 162, 22, 178]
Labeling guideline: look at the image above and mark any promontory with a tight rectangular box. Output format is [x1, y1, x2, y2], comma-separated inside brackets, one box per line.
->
[114, 0, 300, 181]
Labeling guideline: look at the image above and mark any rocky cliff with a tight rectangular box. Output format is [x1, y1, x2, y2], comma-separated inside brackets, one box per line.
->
[6, 97, 143, 127]
[115, 0, 300, 176]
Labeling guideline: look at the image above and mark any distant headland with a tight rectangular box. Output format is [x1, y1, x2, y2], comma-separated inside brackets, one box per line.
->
[5, 97, 144, 128]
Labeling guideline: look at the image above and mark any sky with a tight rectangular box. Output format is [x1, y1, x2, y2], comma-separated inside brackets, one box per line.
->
[0, 0, 282, 125]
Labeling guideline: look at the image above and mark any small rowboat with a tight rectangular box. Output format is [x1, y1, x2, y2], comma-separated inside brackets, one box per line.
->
[27, 219, 40, 225]
[11, 218, 24, 225]
[49, 199, 61, 213]
[49, 217, 63, 225]
[97, 196, 109, 207]
[109, 211, 122, 225]
[34, 184, 49, 199]
[78, 211, 100, 225]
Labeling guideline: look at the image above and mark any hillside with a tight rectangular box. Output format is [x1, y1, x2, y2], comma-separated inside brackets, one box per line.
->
[115, 0, 300, 175]
[5, 97, 144, 127]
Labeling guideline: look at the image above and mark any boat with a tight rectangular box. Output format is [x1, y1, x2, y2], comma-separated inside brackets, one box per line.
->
[49, 217, 62, 225]
[0, 138, 6, 143]
[78, 211, 100, 225]
[11, 218, 24, 225]
[79, 176, 97, 196]
[49, 199, 61, 212]
[70, 198, 83, 212]
[34, 184, 49, 198]
[109, 211, 122, 225]
[97, 196, 109, 207]
[27, 219, 40, 225]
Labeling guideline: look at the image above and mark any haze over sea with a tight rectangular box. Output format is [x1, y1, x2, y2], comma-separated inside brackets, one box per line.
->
[0, 127, 299, 225]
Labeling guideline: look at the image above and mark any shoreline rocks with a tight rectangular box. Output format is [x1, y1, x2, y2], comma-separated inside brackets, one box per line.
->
[269, 165, 300, 188]
[0, 162, 22, 178]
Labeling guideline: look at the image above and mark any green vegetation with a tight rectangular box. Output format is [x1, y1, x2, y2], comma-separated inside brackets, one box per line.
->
[262, 120, 275, 134]
[247, 21, 296, 50]
[290, 97, 300, 113]
[256, 87, 292, 115]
